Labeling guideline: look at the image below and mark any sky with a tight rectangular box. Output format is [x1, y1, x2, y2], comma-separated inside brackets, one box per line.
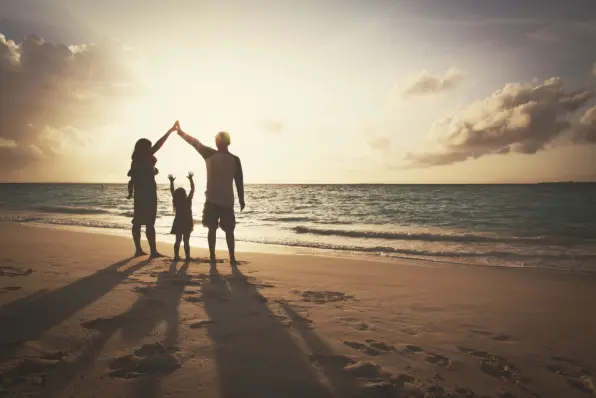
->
[0, 0, 595, 184]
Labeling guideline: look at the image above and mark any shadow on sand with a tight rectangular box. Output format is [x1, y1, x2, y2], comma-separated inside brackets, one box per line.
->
[201, 264, 332, 398]
[0, 257, 149, 364]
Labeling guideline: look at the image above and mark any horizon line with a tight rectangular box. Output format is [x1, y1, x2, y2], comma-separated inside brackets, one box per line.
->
[0, 181, 594, 185]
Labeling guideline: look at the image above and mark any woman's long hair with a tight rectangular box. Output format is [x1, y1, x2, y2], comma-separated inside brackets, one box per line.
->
[173, 187, 188, 210]
[132, 138, 152, 161]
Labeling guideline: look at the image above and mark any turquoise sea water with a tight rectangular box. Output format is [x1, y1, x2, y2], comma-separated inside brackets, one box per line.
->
[1, 183, 595, 272]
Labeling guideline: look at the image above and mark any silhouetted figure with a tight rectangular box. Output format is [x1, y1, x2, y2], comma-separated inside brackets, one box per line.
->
[128, 121, 178, 258]
[169, 172, 195, 261]
[177, 124, 245, 265]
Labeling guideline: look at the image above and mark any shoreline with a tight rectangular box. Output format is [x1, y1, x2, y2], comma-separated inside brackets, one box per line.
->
[2, 217, 595, 276]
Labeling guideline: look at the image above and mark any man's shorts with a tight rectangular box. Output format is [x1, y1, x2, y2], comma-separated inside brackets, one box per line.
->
[202, 201, 236, 232]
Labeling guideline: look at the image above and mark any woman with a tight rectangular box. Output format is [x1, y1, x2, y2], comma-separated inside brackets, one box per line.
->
[128, 121, 178, 258]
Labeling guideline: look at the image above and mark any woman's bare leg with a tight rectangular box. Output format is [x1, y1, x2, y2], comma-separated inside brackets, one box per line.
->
[132, 223, 146, 256]
[147, 224, 162, 258]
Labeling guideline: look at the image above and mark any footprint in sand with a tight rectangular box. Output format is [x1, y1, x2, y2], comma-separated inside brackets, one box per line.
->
[296, 290, 355, 304]
[81, 316, 123, 331]
[343, 340, 395, 356]
[546, 356, 595, 395]
[109, 343, 181, 379]
[471, 329, 514, 342]
[425, 353, 452, 368]
[336, 316, 370, 331]
[133, 285, 152, 294]
[0, 285, 23, 293]
[0, 266, 33, 277]
[456, 346, 529, 386]
[0, 351, 68, 389]
[188, 320, 216, 329]
[184, 296, 204, 303]
[310, 353, 484, 397]
[403, 345, 424, 353]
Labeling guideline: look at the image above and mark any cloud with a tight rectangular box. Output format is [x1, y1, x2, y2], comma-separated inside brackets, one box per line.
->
[0, 32, 137, 173]
[402, 67, 467, 97]
[0, 138, 17, 149]
[527, 20, 596, 43]
[367, 136, 391, 153]
[408, 77, 594, 166]
[260, 119, 283, 134]
[572, 106, 596, 144]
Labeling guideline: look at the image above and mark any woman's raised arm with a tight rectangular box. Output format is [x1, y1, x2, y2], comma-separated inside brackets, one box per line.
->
[151, 121, 179, 154]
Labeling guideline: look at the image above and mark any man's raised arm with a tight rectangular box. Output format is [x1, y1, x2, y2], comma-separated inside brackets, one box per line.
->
[177, 128, 216, 159]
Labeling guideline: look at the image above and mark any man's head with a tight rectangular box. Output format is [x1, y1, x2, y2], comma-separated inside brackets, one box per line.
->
[215, 131, 231, 151]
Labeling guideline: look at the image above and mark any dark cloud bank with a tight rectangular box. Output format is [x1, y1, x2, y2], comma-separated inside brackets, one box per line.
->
[0, 32, 136, 175]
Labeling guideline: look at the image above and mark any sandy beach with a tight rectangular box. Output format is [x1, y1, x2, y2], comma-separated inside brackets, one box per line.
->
[0, 222, 595, 398]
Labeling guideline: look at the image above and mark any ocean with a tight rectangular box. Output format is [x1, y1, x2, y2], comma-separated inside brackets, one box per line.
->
[1, 183, 595, 273]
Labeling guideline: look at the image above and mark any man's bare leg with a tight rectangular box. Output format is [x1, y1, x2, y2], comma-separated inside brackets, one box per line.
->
[208, 228, 217, 264]
[226, 230, 237, 265]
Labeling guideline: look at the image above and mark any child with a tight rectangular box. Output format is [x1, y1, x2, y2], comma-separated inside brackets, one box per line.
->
[127, 154, 158, 199]
[169, 172, 195, 261]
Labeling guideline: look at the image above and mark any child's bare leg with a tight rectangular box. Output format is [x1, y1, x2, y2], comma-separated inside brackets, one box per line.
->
[183, 233, 191, 262]
[174, 233, 182, 261]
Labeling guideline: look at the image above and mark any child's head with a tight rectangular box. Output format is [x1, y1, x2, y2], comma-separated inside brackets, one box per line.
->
[132, 138, 152, 161]
[173, 187, 187, 209]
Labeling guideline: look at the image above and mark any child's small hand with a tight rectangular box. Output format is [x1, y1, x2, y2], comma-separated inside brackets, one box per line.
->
[187, 171, 194, 180]
[168, 174, 175, 182]
[127, 194, 132, 200]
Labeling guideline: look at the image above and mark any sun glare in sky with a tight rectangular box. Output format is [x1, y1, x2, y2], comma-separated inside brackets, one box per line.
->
[0, 0, 595, 183]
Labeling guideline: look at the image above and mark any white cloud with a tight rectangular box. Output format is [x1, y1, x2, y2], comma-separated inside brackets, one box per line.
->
[572, 106, 596, 144]
[408, 77, 594, 166]
[401, 67, 467, 97]
[0, 138, 17, 149]
[260, 119, 283, 134]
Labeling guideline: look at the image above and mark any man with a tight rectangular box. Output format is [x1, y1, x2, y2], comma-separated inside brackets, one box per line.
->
[177, 124, 245, 265]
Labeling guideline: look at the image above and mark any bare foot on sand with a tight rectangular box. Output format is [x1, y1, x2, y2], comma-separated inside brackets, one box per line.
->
[149, 252, 165, 259]
[134, 250, 148, 257]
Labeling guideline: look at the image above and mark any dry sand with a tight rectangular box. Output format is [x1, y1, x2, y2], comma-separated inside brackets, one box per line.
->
[0, 222, 595, 398]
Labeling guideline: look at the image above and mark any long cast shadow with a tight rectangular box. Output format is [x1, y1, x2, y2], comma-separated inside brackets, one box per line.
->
[0, 257, 149, 364]
[202, 264, 331, 398]
[40, 261, 188, 397]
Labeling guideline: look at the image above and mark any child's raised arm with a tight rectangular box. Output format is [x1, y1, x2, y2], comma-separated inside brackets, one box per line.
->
[187, 171, 195, 200]
[168, 174, 176, 197]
